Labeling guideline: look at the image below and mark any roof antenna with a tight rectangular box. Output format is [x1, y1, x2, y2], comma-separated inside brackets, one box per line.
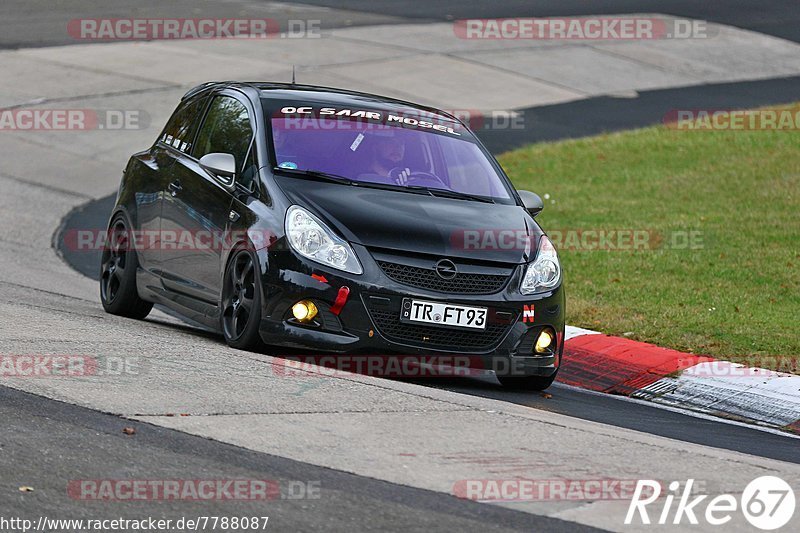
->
[291, 65, 296, 85]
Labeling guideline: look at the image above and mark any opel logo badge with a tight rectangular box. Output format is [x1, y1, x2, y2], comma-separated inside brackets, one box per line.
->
[435, 259, 457, 280]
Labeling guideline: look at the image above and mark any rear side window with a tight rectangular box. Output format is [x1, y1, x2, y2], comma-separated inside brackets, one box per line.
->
[193, 96, 253, 174]
[159, 96, 207, 154]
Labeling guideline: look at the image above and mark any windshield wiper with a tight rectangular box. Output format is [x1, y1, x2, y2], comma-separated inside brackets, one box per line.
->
[350, 181, 433, 196]
[277, 170, 430, 197]
[273, 167, 355, 185]
[273, 168, 495, 203]
[404, 186, 495, 204]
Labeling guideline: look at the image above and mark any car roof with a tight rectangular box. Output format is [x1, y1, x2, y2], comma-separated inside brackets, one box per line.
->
[182, 81, 460, 123]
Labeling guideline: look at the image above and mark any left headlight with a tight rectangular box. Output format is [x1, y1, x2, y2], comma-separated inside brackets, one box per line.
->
[285, 205, 363, 275]
[520, 235, 561, 294]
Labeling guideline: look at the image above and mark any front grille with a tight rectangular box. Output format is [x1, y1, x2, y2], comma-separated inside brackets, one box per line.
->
[368, 309, 511, 350]
[377, 261, 509, 294]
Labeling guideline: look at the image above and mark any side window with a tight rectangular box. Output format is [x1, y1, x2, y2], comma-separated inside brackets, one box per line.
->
[159, 96, 207, 154]
[193, 96, 253, 175]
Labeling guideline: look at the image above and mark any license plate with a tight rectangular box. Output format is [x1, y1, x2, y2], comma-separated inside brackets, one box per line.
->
[400, 298, 487, 330]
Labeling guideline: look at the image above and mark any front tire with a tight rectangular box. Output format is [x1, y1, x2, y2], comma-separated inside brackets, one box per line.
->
[498, 372, 557, 391]
[99, 215, 153, 319]
[221, 248, 265, 351]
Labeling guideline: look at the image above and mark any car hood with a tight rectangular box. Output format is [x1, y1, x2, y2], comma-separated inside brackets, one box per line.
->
[276, 177, 538, 264]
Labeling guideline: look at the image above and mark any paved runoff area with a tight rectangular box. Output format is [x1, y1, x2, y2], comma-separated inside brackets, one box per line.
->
[1, 8, 799, 532]
[5, 16, 800, 112]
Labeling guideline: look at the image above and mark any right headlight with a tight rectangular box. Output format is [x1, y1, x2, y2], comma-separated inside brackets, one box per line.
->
[284, 205, 363, 275]
[520, 235, 561, 294]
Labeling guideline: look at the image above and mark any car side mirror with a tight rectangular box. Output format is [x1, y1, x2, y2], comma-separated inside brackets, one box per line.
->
[518, 190, 544, 217]
[199, 153, 236, 183]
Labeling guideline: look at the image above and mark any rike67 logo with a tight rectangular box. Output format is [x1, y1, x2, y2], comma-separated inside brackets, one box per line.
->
[626, 476, 795, 530]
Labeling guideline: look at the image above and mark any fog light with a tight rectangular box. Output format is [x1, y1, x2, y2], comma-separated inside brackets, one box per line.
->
[535, 329, 555, 354]
[292, 300, 318, 322]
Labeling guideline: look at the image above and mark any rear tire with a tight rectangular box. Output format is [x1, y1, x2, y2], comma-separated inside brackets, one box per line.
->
[221, 248, 265, 351]
[498, 372, 557, 391]
[99, 215, 153, 319]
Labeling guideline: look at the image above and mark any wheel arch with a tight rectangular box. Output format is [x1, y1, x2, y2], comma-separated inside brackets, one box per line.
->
[219, 235, 271, 312]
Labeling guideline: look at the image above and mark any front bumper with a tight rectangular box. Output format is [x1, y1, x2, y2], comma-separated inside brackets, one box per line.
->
[258, 243, 565, 377]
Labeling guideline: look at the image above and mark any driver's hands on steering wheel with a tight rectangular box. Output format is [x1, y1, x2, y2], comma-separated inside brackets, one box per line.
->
[388, 167, 448, 188]
[393, 167, 412, 185]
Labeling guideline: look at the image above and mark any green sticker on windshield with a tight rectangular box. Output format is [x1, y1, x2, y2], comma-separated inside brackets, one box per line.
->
[279, 161, 298, 169]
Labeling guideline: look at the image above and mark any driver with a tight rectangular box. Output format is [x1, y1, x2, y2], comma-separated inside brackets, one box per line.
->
[360, 130, 411, 184]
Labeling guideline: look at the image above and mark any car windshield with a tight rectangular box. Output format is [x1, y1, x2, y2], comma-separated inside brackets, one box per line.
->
[267, 107, 513, 201]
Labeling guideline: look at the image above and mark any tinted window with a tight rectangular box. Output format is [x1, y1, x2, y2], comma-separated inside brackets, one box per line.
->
[159, 96, 207, 153]
[193, 96, 253, 174]
[270, 115, 512, 201]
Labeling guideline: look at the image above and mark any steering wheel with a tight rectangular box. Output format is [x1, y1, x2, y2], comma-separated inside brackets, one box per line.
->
[388, 167, 447, 188]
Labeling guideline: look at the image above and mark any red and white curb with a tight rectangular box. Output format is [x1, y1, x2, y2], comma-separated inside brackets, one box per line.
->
[561, 326, 800, 433]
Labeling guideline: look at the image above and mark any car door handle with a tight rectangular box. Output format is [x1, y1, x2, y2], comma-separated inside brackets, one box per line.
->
[229, 210, 240, 222]
[168, 180, 182, 196]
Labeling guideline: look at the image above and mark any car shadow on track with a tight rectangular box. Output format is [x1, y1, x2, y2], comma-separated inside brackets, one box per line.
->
[127, 312, 800, 462]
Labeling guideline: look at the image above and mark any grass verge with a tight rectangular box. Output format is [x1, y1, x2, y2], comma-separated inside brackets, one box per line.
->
[498, 108, 799, 369]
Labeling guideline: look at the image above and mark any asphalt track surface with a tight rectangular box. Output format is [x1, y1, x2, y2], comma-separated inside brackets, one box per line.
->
[0, 0, 409, 49]
[2, 386, 598, 532]
[4, 0, 800, 48]
[291, 0, 800, 43]
[479, 75, 800, 153]
[4, 1, 800, 531]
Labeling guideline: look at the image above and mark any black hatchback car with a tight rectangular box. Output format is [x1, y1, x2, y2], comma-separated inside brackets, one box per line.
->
[101, 82, 565, 390]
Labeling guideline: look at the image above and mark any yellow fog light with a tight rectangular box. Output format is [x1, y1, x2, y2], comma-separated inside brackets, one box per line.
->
[292, 300, 318, 322]
[535, 329, 555, 354]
